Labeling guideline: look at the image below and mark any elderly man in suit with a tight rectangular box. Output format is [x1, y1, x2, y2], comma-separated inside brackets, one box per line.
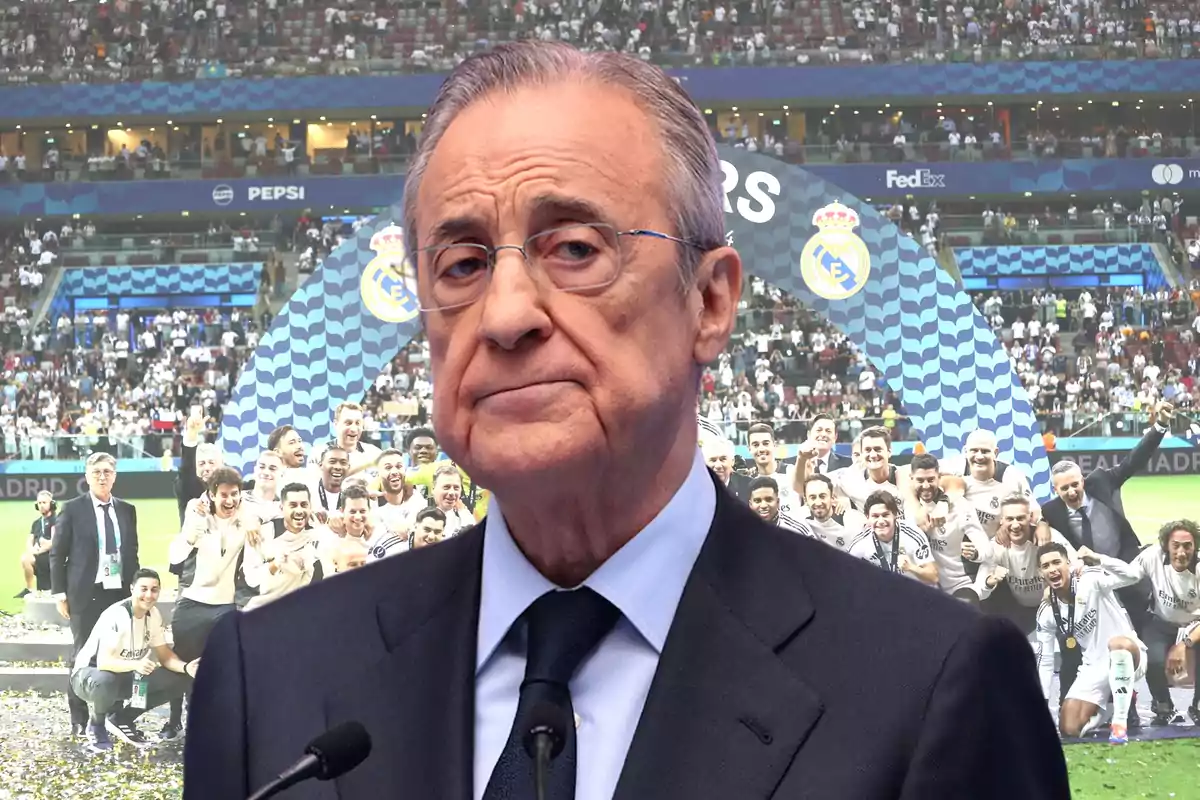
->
[1042, 402, 1174, 724]
[51, 452, 140, 737]
[184, 42, 1067, 800]
[1043, 402, 1173, 568]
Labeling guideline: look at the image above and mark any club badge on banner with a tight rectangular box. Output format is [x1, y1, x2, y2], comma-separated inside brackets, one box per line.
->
[221, 146, 1050, 499]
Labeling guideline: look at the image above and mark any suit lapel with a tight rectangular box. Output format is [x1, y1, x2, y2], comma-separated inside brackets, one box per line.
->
[614, 487, 824, 800]
[325, 524, 485, 800]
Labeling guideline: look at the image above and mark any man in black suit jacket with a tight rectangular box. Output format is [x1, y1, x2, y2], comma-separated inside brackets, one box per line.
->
[50, 452, 139, 735]
[186, 41, 1067, 799]
[186, 484, 1068, 799]
[1042, 404, 1172, 637]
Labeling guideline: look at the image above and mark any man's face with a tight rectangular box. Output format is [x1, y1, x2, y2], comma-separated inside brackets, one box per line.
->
[810, 419, 836, 455]
[278, 431, 305, 468]
[866, 504, 896, 541]
[804, 480, 833, 522]
[336, 409, 364, 445]
[1039, 550, 1069, 590]
[321, 449, 350, 491]
[703, 448, 732, 482]
[196, 448, 222, 483]
[1051, 467, 1085, 509]
[1166, 529, 1196, 572]
[281, 490, 311, 532]
[343, 497, 371, 533]
[379, 453, 406, 495]
[212, 483, 241, 518]
[254, 452, 282, 489]
[409, 436, 437, 465]
[851, 441, 862, 467]
[412, 516, 447, 549]
[86, 460, 116, 499]
[131, 577, 160, 612]
[433, 473, 462, 510]
[749, 488, 779, 520]
[860, 436, 888, 472]
[416, 81, 737, 490]
[36, 496, 52, 515]
[1000, 503, 1031, 545]
[911, 467, 940, 503]
[964, 433, 998, 479]
[334, 543, 368, 573]
[748, 433, 775, 467]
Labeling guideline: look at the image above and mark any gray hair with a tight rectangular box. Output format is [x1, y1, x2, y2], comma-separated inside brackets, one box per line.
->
[196, 442, 223, 463]
[85, 452, 116, 470]
[402, 41, 725, 289]
[1050, 460, 1082, 476]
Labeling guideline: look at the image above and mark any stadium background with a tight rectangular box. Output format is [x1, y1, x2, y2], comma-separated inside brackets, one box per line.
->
[4, 0, 1200, 797]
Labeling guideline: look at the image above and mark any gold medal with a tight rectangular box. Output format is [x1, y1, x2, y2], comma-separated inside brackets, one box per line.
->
[1065, 636, 1078, 650]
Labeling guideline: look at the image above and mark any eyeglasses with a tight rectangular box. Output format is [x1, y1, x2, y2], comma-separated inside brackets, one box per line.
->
[403, 223, 707, 312]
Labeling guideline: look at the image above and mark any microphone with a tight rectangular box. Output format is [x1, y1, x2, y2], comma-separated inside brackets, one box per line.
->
[521, 702, 569, 800]
[246, 721, 372, 800]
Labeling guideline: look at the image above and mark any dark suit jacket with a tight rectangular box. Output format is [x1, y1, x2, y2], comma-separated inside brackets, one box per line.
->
[1042, 426, 1166, 563]
[176, 442, 207, 525]
[819, 451, 852, 473]
[184, 476, 1068, 800]
[49, 494, 139, 613]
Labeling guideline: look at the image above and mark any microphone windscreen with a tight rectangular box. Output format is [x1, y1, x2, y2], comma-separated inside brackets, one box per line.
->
[306, 721, 373, 780]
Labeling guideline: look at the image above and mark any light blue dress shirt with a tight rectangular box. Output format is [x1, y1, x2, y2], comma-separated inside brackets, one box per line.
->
[473, 448, 716, 800]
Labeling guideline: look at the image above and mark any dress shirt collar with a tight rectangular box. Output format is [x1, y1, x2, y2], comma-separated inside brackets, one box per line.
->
[91, 493, 114, 509]
[476, 448, 716, 674]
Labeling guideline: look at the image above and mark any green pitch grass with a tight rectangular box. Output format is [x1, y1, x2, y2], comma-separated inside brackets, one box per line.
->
[1, 477, 1198, 798]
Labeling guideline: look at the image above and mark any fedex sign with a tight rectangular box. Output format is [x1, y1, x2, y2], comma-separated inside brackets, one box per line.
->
[884, 168, 947, 191]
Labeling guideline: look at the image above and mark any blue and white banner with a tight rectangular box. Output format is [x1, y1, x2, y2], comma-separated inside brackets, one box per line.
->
[3, 157, 1199, 217]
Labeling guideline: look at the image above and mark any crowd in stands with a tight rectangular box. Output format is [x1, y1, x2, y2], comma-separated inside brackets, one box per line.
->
[0, 0, 1196, 87]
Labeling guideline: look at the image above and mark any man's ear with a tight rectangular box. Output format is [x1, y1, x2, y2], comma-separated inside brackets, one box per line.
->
[691, 246, 743, 367]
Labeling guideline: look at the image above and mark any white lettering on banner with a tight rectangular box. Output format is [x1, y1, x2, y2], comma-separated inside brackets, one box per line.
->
[247, 186, 307, 202]
[0, 476, 83, 499]
[1065, 451, 1200, 476]
[720, 160, 780, 224]
[884, 168, 947, 190]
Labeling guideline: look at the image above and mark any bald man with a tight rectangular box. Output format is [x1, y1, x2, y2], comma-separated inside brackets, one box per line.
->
[956, 430, 1038, 540]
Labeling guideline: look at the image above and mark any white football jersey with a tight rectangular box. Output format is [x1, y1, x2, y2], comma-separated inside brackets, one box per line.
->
[976, 531, 1076, 608]
[847, 522, 934, 581]
[1035, 555, 1144, 684]
[959, 461, 1038, 539]
[775, 510, 817, 538]
[1130, 545, 1200, 625]
[919, 499, 990, 595]
[797, 508, 865, 552]
[834, 467, 901, 512]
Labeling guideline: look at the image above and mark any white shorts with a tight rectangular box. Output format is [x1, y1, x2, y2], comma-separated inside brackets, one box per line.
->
[1066, 645, 1148, 708]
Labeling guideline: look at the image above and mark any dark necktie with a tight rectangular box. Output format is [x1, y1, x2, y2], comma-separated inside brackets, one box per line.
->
[1078, 507, 1094, 550]
[815, 458, 825, 474]
[101, 502, 118, 555]
[482, 587, 620, 800]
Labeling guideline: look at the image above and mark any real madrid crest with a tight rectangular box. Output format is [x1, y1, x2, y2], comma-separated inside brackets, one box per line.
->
[360, 224, 421, 324]
[799, 201, 872, 301]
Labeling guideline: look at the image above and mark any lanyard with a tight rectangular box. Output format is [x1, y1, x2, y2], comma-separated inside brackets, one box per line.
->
[1050, 579, 1077, 639]
[317, 482, 332, 510]
[126, 604, 151, 654]
[872, 530, 900, 572]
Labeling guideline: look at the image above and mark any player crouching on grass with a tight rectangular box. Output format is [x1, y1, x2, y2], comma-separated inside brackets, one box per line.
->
[69, 568, 198, 753]
[1036, 543, 1147, 744]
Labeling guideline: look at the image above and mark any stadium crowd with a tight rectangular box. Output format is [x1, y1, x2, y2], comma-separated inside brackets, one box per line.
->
[0, 0, 1195, 85]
